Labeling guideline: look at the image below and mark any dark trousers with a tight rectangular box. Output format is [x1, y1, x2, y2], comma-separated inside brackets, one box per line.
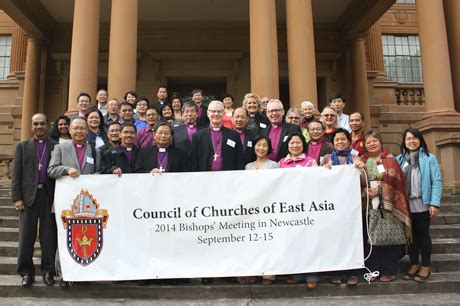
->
[365, 245, 401, 276]
[409, 211, 432, 266]
[17, 186, 57, 277]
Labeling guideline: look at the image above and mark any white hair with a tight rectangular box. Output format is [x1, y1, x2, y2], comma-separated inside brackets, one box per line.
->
[320, 106, 340, 128]
[266, 99, 284, 111]
[301, 101, 314, 110]
[208, 100, 224, 109]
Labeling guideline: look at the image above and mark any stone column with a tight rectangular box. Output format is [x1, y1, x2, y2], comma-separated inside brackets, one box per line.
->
[415, 0, 460, 193]
[351, 37, 371, 125]
[286, 0, 317, 109]
[366, 21, 387, 79]
[444, 0, 460, 112]
[417, 0, 456, 115]
[249, 0, 279, 99]
[67, 0, 101, 111]
[20, 36, 41, 140]
[107, 0, 138, 100]
[7, 23, 27, 79]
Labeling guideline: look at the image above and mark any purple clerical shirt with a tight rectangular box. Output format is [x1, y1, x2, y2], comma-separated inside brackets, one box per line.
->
[197, 105, 203, 120]
[35, 139, 48, 184]
[267, 124, 282, 161]
[237, 130, 245, 146]
[73, 141, 87, 170]
[210, 128, 223, 171]
[307, 139, 322, 163]
[157, 148, 168, 172]
[121, 145, 134, 172]
[186, 125, 197, 142]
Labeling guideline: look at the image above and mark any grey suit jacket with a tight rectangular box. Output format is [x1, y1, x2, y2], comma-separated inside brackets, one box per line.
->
[47, 141, 101, 179]
[11, 138, 57, 207]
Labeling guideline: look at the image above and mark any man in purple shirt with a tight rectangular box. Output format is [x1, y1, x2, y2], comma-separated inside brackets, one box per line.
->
[173, 101, 202, 154]
[12, 113, 58, 287]
[191, 100, 244, 172]
[261, 99, 301, 162]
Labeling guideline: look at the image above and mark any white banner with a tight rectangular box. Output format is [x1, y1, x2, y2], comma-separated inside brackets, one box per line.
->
[54, 165, 364, 281]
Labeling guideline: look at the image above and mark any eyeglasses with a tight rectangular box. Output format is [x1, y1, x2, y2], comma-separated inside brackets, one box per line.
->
[71, 127, 87, 131]
[208, 110, 223, 114]
[323, 114, 336, 117]
[287, 117, 300, 120]
[267, 109, 283, 114]
[78, 100, 90, 104]
[32, 121, 46, 126]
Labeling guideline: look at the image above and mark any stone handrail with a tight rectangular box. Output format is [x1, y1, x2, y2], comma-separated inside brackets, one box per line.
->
[395, 84, 425, 105]
[0, 155, 13, 179]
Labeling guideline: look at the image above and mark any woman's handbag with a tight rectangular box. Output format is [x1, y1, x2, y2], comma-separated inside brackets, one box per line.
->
[368, 185, 406, 246]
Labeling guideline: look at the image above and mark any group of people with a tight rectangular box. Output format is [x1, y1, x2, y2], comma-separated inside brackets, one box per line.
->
[12, 87, 442, 290]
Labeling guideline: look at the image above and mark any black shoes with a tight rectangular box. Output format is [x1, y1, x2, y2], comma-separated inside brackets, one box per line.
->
[59, 279, 70, 289]
[42, 271, 55, 286]
[21, 274, 34, 287]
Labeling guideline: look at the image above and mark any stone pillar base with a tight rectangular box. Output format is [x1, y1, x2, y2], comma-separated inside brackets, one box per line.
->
[415, 116, 460, 194]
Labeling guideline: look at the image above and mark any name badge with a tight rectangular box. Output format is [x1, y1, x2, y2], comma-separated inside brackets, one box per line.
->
[247, 141, 253, 148]
[351, 149, 359, 156]
[259, 123, 267, 129]
[377, 164, 385, 173]
[283, 136, 288, 142]
[227, 139, 236, 148]
[403, 161, 409, 168]
[86, 157, 94, 165]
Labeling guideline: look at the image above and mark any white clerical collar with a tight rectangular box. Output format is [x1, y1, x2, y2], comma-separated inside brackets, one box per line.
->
[272, 124, 278, 128]
[311, 141, 317, 145]
[38, 140, 43, 143]
[188, 125, 196, 129]
[159, 148, 166, 152]
[126, 147, 132, 152]
[212, 127, 221, 132]
[76, 144, 83, 148]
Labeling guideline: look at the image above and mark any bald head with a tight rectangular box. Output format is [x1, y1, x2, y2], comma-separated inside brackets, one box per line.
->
[31, 113, 48, 139]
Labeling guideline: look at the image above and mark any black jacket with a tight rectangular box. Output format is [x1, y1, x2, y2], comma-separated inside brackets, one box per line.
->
[12, 138, 57, 206]
[101, 145, 139, 174]
[134, 145, 190, 173]
[191, 127, 244, 171]
[173, 123, 204, 154]
[196, 104, 210, 128]
[260, 122, 302, 162]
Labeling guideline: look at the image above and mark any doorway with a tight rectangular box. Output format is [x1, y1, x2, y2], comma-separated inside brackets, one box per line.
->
[167, 77, 227, 105]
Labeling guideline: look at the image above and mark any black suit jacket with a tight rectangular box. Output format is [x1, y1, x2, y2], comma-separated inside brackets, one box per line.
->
[247, 112, 270, 135]
[152, 101, 168, 113]
[11, 138, 57, 207]
[240, 129, 256, 165]
[261, 122, 302, 161]
[134, 145, 190, 173]
[196, 104, 210, 128]
[191, 127, 244, 171]
[173, 123, 204, 154]
[101, 145, 140, 174]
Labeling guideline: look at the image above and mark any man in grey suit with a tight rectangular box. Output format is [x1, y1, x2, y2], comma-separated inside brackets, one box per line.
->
[47, 117, 100, 288]
[12, 113, 58, 287]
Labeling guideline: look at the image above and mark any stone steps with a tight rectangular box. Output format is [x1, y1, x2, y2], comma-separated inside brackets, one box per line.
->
[0, 253, 459, 275]
[0, 272, 459, 299]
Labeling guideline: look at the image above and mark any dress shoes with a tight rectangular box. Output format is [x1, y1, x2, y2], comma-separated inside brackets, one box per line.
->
[42, 271, 55, 286]
[21, 274, 35, 287]
[59, 279, 70, 289]
[306, 280, 317, 289]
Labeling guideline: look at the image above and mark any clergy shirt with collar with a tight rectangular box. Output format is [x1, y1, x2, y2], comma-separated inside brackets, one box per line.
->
[34, 139, 48, 184]
[307, 139, 323, 163]
[267, 124, 282, 161]
[157, 147, 168, 172]
[210, 128, 223, 171]
[186, 125, 197, 142]
[121, 145, 134, 171]
[73, 141, 87, 170]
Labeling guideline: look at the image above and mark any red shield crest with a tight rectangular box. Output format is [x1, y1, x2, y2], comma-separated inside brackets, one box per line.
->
[67, 218, 103, 266]
[61, 190, 109, 266]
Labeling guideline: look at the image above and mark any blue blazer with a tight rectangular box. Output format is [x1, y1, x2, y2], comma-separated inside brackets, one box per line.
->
[396, 148, 442, 207]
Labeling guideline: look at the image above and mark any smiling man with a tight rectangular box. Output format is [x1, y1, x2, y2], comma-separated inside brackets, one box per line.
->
[191, 100, 244, 172]
[260, 99, 301, 162]
[101, 123, 139, 175]
[12, 113, 58, 287]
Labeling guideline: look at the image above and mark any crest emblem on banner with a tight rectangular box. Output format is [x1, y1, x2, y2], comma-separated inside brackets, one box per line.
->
[61, 189, 109, 266]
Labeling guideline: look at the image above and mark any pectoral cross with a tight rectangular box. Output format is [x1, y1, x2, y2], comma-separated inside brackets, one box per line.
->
[38, 163, 42, 171]
[213, 153, 219, 161]
[159, 166, 164, 173]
